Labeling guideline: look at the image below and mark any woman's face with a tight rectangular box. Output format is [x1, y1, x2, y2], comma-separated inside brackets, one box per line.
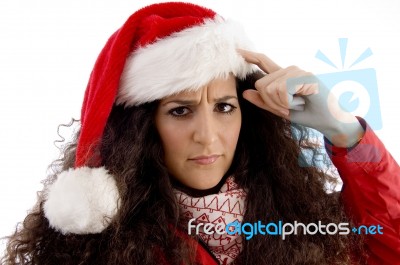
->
[155, 75, 241, 190]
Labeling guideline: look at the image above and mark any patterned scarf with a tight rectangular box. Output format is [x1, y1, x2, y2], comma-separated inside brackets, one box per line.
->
[174, 177, 247, 265]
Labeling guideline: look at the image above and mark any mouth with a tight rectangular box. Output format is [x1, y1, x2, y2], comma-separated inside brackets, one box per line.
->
[188, 155, 220, 165]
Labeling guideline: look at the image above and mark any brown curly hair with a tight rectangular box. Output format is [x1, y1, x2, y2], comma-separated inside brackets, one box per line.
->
[1, 72, 367, 264]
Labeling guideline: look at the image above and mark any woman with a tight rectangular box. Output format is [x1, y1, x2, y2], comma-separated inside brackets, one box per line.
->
[2, 2, 399, 265]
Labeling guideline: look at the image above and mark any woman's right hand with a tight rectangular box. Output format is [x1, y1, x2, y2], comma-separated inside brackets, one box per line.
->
[238, 49, 364, 147]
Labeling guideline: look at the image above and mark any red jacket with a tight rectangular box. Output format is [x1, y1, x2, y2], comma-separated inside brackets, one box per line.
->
[326, 118, 400, 264]
[180, 119, 400, 264]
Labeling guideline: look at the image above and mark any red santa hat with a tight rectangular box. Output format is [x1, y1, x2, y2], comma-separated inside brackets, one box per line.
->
[44, 2, 256, 234]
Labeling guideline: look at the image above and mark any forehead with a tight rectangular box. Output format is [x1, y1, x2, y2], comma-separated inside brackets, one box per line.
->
[160, 75, 237, 102]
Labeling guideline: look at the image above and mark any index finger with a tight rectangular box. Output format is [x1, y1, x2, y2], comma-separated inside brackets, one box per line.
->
[237, 49, 282, 74]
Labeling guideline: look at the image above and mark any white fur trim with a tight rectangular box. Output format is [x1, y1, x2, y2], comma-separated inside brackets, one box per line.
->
[43, 166, 119, 234]
[117, 16, 257, 106]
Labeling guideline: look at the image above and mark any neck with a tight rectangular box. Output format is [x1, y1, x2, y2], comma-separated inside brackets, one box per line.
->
[171, 174, 229, 197]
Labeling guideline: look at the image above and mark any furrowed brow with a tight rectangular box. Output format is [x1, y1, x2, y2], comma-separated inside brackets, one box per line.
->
[213, 96, 238, 103]
[162, 95, 238, 106]
[162, 100, 197, 106]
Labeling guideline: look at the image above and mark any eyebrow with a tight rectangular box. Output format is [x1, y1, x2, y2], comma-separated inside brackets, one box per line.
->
[162, 95, 238, 106]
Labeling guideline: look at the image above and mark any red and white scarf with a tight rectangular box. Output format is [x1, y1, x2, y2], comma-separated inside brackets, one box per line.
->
[174, 177, 247, 265]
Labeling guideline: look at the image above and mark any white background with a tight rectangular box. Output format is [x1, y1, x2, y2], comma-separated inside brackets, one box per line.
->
[1, 0, 399, 252]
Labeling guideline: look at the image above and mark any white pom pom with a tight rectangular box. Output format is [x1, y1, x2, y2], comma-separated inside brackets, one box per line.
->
[43, 166, 120, 234]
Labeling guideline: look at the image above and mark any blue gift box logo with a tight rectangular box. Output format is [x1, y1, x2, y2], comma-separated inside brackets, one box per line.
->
[314, 38, 382, 130]
[292, 38, 382, 167]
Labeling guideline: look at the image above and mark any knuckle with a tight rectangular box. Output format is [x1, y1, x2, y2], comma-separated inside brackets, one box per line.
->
[304, 71, 315, 76]
[287, 65, 300, 71]
[252, 53, 264, 65]
[277, 81, 287, 92]
[254, 79, 263, 88]
[266, 83, 277, 95]
[259, 53, 268, 61]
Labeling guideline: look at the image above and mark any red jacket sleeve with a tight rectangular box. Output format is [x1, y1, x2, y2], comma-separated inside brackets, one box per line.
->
[325, 118, 400, 265]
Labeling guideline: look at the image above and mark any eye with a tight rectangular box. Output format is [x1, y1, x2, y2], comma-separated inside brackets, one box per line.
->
[215, 103, 237, 114]
[168, 106, 191, 117]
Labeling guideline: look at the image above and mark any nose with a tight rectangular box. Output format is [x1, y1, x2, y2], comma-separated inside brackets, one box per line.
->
[192, 109, 218, 146]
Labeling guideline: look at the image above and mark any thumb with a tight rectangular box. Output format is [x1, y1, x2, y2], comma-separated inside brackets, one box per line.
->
[242, 89, 267, 110]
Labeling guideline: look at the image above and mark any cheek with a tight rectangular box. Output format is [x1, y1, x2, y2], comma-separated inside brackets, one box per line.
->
[158, 125, 190, 182]
[158, 123, 189, 159]
[224, 114, 242, 151]
[154, 107, 195, 170]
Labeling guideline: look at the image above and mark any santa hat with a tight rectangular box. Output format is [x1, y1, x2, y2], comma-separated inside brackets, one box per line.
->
[43, 2, 256, 234]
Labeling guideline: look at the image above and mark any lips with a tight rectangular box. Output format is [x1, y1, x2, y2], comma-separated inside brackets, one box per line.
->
[189, 155, 220, 165]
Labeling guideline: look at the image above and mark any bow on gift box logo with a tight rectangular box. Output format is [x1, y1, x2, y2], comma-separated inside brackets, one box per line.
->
[314, 38, 382, 130]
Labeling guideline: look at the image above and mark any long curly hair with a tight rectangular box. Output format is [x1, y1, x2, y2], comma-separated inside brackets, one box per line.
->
[1, 72, 366, 264]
